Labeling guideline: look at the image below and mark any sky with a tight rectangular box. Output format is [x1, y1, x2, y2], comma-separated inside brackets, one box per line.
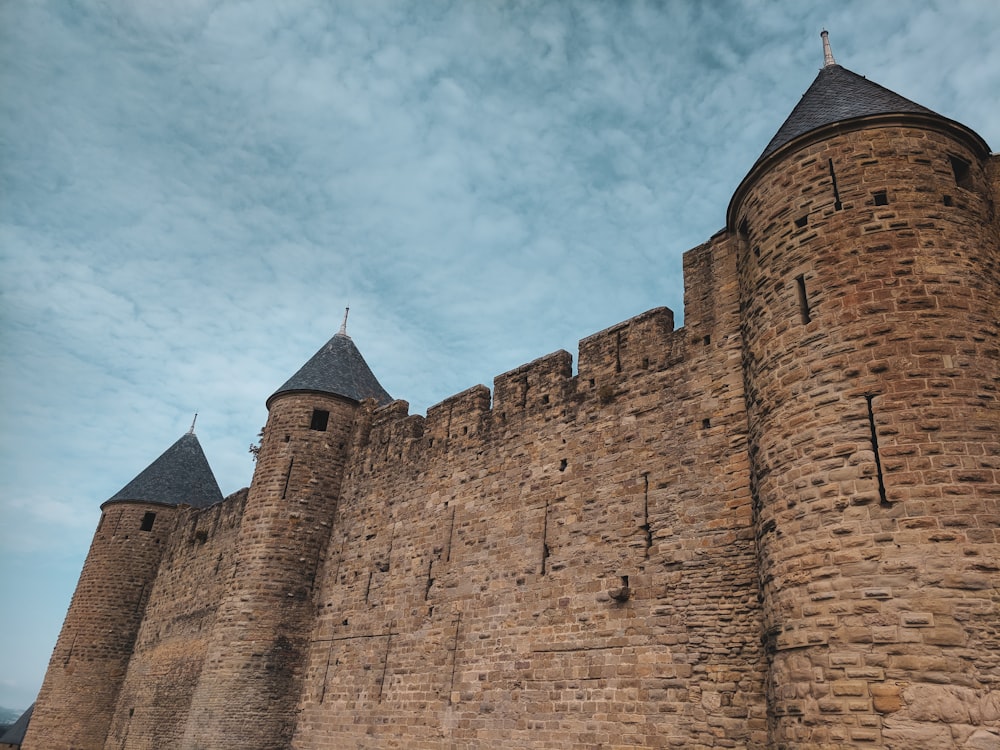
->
[1, 0, 998, 712]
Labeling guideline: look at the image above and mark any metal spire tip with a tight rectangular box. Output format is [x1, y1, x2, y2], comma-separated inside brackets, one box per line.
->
[821, 29, 836, 67]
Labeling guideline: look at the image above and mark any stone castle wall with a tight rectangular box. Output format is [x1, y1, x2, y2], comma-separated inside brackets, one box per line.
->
[734, 125, 1000, 747]
[23, 502, 175, 750]
[289, 232, 770, 748]
[102, 490, 247, 749]
[22, 114, 1000, 749]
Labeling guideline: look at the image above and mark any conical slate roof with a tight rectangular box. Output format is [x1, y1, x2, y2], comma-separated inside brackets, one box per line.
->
[267, 330, 392, 408]
[104, 431, 224, 509]
[0, 703, 33, 746]
[756, 62, 936, 162]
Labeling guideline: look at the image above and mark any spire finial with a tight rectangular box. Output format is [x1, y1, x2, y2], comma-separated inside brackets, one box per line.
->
[821, 29, 836, 67]
[188, 413, 198, 434]
[338, 306, 350, 336]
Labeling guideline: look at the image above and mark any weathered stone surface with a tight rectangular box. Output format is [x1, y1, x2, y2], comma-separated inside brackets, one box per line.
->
[24, 50, 1000, 750]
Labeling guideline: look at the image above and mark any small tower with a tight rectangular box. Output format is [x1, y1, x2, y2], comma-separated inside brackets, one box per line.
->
[182, 316, 392, 750]
[730, 34, 999, 746]
[24, 429, 223, 750]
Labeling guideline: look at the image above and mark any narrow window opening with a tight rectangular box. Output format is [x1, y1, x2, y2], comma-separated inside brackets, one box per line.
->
[795, 274, 812, 324]
[445, 506, 456, 563]
[540, 497, 551, 575]
[703, 335, 711, 346]
[140, 512, 156, 532]
[281, 457, 294, 499]
[377, 631, 392, 702]
[949, 155, 973, 190]
[702, 418, 711, 429]
[641, 473, 652, 558]
[310, 409, 329, 431]
[943, 194, 954, 207]
[424, 561, 434, 600]
[873, 190, 889, 206]
[448, 614, 462, 704]
[542, 394, 550, 405]
[828, 159, 842, 210]
[559, 458, 568, 472]
[794, 215, 808, 229]
[866, 394, 890, 508]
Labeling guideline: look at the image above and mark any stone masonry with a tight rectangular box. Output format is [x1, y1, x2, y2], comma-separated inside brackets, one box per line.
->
[23, 37, 999, 750]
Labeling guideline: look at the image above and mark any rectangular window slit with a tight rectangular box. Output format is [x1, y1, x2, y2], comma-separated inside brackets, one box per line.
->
[873, 190, 889, 206]
[140, 512, 156, 532]
[540, 497, 551, 575]
[310, 409, 329, 431]
[828, 159, 842, 210]
[943, 195, 954, 207]
[866, 394, 890, 507]
[641, 473, 652, 558]
[794, 215, 808, 228]
[795, 274, 812, 324]
[281, 457, 294, 499]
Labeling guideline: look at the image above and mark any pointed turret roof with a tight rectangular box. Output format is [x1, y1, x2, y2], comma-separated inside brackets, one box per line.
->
[757, 32, 936, 162]
[104, 431, 224, 509]
[729, 32, 990, 229]
[267, 314, 392, 408]
[0, 703, 33, 746]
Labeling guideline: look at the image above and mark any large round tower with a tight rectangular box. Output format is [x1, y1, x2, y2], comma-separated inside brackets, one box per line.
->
[731, 34, 1000, 748]
[181, 314, 392, 750]
[23, 428, 223, 750]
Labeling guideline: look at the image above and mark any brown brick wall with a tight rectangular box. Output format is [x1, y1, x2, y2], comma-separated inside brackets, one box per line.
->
[101, 490, 247, 749]
[733, 124, 1000, 747]
[23, 502, 174, 750]
[290, 234, 768, 749]
[179, 394, 360, 750]
[27, 121, 1000, 750]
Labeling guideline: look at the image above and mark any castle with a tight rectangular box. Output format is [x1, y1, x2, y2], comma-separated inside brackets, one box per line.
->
[23, 33, 1000, 749]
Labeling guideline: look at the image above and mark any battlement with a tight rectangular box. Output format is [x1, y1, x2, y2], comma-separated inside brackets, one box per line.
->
[25, 41, 1000, 750]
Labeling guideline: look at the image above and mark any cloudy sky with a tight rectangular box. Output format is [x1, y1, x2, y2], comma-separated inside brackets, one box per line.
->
[1, 0, 997, 711]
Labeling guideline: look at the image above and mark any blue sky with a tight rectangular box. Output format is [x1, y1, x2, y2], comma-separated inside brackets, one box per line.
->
[1, 0, 998, 711]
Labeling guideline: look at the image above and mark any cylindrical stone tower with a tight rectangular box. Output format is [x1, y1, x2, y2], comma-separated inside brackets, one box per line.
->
[181, 318, 392, 750]
[23, 430, 224, 750]
[731, 37, 999, 748]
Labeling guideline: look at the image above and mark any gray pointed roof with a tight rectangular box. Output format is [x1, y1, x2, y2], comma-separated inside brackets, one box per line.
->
[104, 432, 224, 509]
[267, 331, 392, 408]
[0, 703, 33, 746]
[757, 63, 936, 162]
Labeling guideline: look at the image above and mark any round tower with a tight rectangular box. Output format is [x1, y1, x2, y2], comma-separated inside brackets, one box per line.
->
[23, 427, 223, 750]
[181, 314, 392, 750]
[731, 35, 999, 748]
